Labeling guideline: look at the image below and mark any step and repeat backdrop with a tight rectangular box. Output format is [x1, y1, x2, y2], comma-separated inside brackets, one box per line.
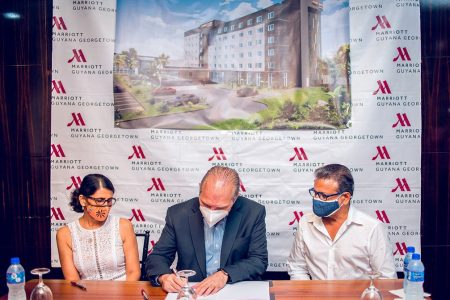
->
[51, 0, 421, 272]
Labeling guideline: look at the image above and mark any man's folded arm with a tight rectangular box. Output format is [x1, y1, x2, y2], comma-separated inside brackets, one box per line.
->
[222, 206, 268, 283]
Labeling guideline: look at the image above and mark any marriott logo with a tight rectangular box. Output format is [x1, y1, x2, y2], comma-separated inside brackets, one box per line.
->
[51, 80, 66, 94]
[371, 146, 391, 160]
[128, 146, 146, 159]
[371, 15, 391, 30]
[51, 144, 66, 157]
[208, 147, 227, 161]
[129, 209, 145, 222]
[147, 178, 165, 191]
[67, 113, 86, 127]
[393, 242, 407, 256]
[289, 147, 308, 161]
[372, 80, 392, 95]
[393, 47, 411, 62]
[66, 176, 82, 190]
[392, 113, 411, 128]
[51, 207, 65, 221]
[52, 16, 67, 30]
[289, 211, 304, 225]
[391, 178, 411, 192]
[375, 210, 390, 223]
[68, 49, 87, 63]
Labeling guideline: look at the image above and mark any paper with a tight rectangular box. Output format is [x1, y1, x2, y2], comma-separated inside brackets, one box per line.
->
[389, 288, 431, 299]
[165, 281, 270, 300]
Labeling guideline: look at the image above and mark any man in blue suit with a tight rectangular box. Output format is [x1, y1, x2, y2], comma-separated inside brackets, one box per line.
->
[146, 166, 268, 296]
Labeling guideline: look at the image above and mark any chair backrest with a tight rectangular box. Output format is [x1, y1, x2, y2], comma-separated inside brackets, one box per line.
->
[135, 230, 150, 280]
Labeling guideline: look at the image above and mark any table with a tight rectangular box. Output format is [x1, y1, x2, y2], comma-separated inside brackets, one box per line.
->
[0, 279, 431, 299]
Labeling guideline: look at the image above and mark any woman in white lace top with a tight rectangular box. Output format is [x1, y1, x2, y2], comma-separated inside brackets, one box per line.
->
[56, 174, 140, 281]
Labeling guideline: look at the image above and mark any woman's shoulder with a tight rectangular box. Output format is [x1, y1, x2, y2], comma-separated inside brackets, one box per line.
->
[56, 225, 71, 243]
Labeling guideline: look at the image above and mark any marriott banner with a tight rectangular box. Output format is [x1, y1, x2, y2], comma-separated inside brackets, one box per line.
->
[51, 0, 421, 271]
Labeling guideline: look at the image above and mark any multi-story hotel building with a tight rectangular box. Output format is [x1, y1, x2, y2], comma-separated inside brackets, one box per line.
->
[184, 0, 322, 88]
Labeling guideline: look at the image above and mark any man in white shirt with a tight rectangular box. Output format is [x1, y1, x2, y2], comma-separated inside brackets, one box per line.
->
[287, 164, 397, 280]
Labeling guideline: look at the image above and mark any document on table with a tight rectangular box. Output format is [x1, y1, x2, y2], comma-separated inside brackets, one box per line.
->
[165, 281, 270, 300]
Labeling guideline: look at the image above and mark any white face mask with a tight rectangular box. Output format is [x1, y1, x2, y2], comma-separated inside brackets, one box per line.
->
[199, 206, 228, 227]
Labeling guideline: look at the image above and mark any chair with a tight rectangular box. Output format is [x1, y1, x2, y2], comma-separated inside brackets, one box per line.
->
[135, 230, 150, 280]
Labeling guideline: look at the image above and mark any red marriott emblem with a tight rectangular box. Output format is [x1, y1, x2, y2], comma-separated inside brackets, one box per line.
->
[51, 144, 66, 157]
[51, 80, 66, 94]
[371, 15, 391, 30]
[128, 146, 146, 159]
[392, 113, 411, 128]
[66, 176, 82, 190]
[148, 240, 156, 255]
[375, 210, 390, 223]
[147, 178, 165, 191]
[51, 207, 65, 221]
[129, 209, 145, 222]
[391, 178, 411, 192]
[52, 16, 67, 30]
[67, 113, 86, 127]
[371, 146, 391, 160]
[239, 181, 246, 192]
[372, 80, 392, 95]
[68, 49, 87, 63]
[208, 147, 227, 161]
[393, 242, 407, 256]
[289, 147, 308, 161]
[393, 47, 411, 62]
[289, 211, 304, 225]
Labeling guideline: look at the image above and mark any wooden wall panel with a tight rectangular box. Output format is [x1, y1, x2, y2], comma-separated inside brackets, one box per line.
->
[420, 1, 450, 299]
[0, 0, 52, 295]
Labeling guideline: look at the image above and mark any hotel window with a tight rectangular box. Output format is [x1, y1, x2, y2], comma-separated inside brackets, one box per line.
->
[240, 43, 243, 47]
[248, 52, 252, 57]
[268, 62, 275, 69]
[248, 30, 252, 35]
[268, 36, 275, 44]
[224, 27, 228, 32]
[248, 41, 252, 46]
[258, 50, 262, 56]
[247, 19, 253, 25]
[258, 27, 264, 33]
[268, 48, 275, 56]
[268, 24, 274, 31]
[240, 53, 244, 58]
[239, 64, 243, 68]
[218, 28, 222, 34]
[256, 63, 262, 68]
[238, 22, 243, 29]
[231, 64, 235, 68]
[248, 63, 252, 68]
[239, 32, 244, 37]
[268, 11, 275, 19]
[224, 64, 228, 68]
[257, 39, 262, 45]
[256, 16, 263, 23]
[231, 25, 235, 31]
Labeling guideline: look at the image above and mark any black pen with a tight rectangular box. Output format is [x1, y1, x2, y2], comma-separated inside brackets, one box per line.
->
[70, 281, 87, 291]
[141, 288, 150, 300]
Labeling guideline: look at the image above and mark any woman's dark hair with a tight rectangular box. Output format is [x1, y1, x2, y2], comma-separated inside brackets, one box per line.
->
[70, 174, 115, 213]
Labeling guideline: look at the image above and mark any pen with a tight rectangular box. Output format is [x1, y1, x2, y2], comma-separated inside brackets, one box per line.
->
[70, 281, 87, 291]
[141, 288, 150, 300]
[172, 268, 179, 277]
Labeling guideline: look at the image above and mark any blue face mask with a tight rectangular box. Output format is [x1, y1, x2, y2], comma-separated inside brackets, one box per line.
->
[312, 196, 342, 217]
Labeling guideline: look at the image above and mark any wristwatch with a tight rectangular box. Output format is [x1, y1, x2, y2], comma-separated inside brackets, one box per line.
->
[218, 268, 231, 282]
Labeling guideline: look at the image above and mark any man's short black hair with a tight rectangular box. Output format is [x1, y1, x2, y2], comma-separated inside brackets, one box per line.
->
[314, 164, 354, 195]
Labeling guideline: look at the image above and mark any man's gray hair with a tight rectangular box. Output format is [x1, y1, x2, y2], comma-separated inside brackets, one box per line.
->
[200, 166, 240, 197]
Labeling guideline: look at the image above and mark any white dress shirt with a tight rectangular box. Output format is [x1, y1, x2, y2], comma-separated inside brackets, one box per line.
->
[287, 206, 397, 280]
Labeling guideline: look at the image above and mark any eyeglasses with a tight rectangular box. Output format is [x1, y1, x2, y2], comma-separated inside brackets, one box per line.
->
[308, 188, 342, 201]
[84, 196, 116, 206]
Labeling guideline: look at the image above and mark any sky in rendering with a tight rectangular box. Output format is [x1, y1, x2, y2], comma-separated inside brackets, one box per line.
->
[115, 0, 349, 64]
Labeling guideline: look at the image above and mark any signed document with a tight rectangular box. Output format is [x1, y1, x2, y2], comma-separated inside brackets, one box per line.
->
[165, 281, 270, 300]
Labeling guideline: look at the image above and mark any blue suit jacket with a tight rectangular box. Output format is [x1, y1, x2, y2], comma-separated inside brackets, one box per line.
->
[145, 196, 268, 283]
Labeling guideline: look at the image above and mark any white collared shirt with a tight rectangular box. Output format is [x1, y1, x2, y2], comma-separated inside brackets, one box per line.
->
[287, 206, 397, 280]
